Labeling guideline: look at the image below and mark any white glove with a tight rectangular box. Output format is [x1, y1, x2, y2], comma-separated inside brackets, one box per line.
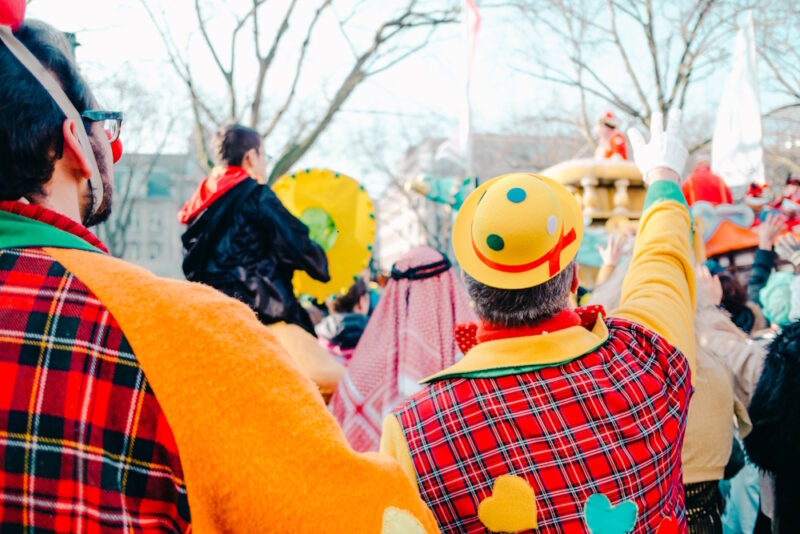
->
[627, 109, 689, 185]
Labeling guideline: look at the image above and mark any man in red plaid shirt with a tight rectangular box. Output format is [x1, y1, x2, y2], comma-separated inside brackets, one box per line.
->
[0, 13, 442, 534]
[381, 110, 697, 533]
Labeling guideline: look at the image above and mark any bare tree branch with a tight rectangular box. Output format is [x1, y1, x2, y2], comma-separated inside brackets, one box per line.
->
[606, 0, 652, 117]
[267, 1, 458, 182]
[665, 0, 716, 109]
[262, 0, 332, 138]
[194, 0, 241, 119]
[761, 49, 800, 102]
[250, 0, 300, 127]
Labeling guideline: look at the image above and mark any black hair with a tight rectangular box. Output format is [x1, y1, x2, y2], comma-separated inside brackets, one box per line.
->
[464, 262, 575, 328]
[333, 278, 368, 314]
[718, 271, 748, 314]
[0, 20, 94, 200]
[210, 124, 262, 167]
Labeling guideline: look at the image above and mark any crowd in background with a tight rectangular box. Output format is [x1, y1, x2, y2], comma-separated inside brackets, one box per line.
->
[4, 12, 800, 534]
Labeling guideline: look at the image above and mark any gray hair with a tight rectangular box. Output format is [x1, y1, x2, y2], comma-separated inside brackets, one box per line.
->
[464, 262, 575, 328]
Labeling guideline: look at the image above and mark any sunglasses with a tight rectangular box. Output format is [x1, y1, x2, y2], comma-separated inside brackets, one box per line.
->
[81, 110, 123, 143]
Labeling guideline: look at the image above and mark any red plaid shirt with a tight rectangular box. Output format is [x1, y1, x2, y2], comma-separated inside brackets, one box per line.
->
[0, 202, 190, 532]
[394, 317, 690, 533]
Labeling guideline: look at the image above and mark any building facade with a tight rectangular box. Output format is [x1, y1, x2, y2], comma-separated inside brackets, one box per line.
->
[98, 153, 203, 279]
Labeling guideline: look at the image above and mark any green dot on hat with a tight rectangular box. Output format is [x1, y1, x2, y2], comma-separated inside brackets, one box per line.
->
[507, 187, 526, 203]
[486, 234, 505, 251]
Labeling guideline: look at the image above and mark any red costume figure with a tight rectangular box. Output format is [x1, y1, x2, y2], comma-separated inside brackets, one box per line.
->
[595, 111, 628, 160]
[681, 162, 733, 207]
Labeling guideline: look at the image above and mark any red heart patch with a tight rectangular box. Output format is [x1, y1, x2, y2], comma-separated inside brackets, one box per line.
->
[455, 322, 478, 354]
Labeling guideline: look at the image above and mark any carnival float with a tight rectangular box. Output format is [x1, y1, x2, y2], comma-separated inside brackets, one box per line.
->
[405, 111, 800, 286]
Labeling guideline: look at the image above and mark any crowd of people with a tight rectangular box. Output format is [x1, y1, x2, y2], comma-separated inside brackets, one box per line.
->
[2, 14, 800, 534]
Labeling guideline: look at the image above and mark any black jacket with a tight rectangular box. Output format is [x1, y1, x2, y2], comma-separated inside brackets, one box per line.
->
[748, 248, 776, 306]
[181, 178, 329, 334]
[744, 321, 800, 533]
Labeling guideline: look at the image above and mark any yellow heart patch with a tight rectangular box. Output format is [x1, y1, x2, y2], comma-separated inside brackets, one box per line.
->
[381, 506, 427, 534]
[478, 475, 538, 532]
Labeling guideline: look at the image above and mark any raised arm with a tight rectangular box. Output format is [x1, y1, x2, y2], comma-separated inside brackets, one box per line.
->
[612, 110, 696, 373]
[749, 214, 784, 305]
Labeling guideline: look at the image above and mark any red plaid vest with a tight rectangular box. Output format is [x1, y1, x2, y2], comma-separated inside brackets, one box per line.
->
[0, 202, 190, 531]
[394, 317, 691, 533]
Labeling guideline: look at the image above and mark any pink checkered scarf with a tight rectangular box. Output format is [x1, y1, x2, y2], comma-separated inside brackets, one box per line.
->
[329, 247, 476, 452]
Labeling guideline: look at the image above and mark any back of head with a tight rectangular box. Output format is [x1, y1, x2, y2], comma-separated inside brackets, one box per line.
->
[332, 277, 368, 314]
[0, 20, 93, 201]
[464, 265, 574, 328]
[718, 271, 747, 314]
[452, 172, 584, 328]
[210, 124, 261, 167]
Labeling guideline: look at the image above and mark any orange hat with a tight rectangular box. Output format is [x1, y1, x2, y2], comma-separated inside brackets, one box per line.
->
[453, 173, 583, 289]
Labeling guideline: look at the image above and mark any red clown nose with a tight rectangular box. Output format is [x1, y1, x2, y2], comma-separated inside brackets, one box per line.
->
[0, 0, 25, 31]
[106, 131, 123, 163]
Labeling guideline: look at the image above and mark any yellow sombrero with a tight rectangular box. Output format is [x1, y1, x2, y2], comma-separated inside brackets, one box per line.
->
[273, 168, 375, 300]
[453, 173, 584, 290]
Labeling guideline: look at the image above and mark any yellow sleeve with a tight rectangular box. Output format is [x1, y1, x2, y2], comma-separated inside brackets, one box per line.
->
[612, 180, 696, 375]
[380, 415, 419, 491]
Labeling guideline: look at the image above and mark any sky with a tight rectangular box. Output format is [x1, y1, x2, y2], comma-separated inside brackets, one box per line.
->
[27, 0, 532, 195]
[24, 0, 781, 196]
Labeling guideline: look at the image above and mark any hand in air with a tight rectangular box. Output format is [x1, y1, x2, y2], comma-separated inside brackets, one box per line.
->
[775, 233, 800, 270]
[696, 265, 723, 307]
[597, 232, 627, 267]
[627, 109, 688, 185]
[756, 213, 786, 251]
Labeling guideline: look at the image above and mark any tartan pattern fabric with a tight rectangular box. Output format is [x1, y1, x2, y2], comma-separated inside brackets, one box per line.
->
[0, 247, 190, 532]
[395, 317, 691, 533]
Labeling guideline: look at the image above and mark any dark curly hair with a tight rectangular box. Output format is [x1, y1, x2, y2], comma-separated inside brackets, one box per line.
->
[210, 124, 262, 167]
[743, 321, 800, 531]
[0, 20, 94, 200]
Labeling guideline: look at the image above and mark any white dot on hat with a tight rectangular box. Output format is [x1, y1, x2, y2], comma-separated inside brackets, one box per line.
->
[546, 215, 558, 235]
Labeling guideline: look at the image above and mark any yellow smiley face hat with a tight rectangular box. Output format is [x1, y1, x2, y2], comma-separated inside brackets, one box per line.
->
[453, 173, 584, 290]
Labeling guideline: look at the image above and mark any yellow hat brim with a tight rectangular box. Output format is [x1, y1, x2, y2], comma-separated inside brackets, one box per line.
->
[453, 173, 584, 290]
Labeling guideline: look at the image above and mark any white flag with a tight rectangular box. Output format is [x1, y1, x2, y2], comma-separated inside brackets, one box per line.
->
[435, 0, 480, 172]
[711, 11, 764, 191]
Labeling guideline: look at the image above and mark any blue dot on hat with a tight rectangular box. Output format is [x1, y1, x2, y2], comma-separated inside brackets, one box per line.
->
[486, 234, 505, 251]
[507, 187, 527, 203]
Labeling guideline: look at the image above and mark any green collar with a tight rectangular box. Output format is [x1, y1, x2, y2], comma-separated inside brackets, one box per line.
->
[0, 209, 104, 254]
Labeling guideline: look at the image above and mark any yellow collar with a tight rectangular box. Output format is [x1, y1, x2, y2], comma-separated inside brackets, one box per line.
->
[424, 318, 609, 382]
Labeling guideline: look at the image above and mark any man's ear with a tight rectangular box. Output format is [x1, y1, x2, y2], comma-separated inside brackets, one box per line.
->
[241, 148, 257, 168]
[61, 119, 91, 179]
[571, 262, 580, 294]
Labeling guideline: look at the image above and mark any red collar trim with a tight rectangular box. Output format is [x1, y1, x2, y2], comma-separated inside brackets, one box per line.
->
[457, 305, 606, 351]
[0, 200, 109, 254]
[477, 309, 582, 343]
[177, 166, 252, 224]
